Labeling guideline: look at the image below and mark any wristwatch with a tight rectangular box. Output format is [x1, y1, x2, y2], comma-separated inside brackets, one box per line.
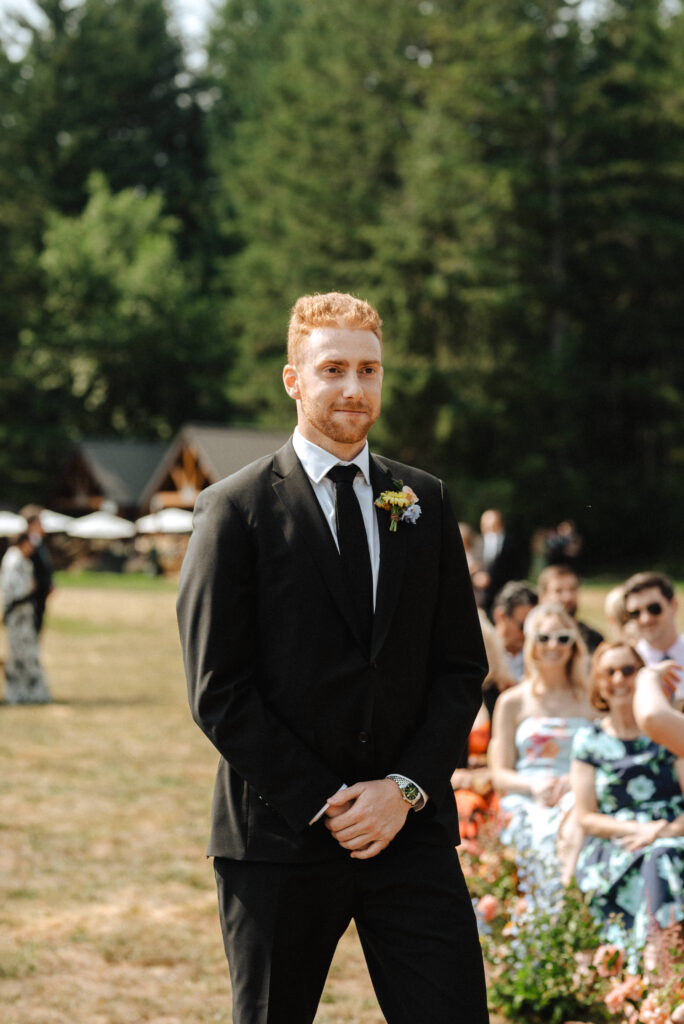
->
[387, 774, 422, 807]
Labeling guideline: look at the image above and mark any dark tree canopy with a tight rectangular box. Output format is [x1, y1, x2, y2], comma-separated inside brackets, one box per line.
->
[2, 0, 684, 569]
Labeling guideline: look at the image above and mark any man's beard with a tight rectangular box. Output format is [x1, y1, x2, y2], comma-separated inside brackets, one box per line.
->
[300, 399, 378, 445]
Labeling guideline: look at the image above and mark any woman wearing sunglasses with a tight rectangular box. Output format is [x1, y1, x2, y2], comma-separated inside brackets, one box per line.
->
[570, 642, 684, 968]
[490, 602, 594, 879]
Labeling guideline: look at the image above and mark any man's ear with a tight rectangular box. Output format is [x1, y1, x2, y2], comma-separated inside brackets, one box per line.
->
[282, 364, 300, 400]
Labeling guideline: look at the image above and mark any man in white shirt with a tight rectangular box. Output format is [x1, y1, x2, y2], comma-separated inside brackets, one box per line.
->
[624, 571, 684, 703]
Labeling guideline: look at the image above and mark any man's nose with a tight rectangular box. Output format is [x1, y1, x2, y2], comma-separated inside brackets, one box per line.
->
[341, 373, 363, 397]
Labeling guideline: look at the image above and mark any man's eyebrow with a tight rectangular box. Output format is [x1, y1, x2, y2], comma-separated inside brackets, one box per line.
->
[316, 356, 381, 367]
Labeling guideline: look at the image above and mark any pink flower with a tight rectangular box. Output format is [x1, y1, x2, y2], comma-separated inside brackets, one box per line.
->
[514, 897, 528, 917]
[623, 977, 646, 1001]
[572, 950, 593, 989]
[477, 894, 499, 923]
[604, 977, 645, 1015]
[593, 944, 626, 978]
[671, 1005, 684, 1023]
[637, 993, 669, 1024]
[605, 986, 628, 1015]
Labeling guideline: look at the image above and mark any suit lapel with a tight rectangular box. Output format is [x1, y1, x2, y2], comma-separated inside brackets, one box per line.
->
[271, 441, 366, 649]
[370, 455, 407, 659]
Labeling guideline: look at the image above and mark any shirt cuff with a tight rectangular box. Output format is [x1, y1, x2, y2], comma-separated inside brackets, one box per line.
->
[308, 783, 348, 826]
[386, 774, 428, 811]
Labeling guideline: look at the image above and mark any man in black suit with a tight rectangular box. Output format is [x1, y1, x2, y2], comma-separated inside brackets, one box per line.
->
[475, 508, 529, 617]
[177, 292, 489, 1024]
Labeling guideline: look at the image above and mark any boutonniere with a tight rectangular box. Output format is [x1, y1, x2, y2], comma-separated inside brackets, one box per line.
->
[374, 481, 421, 532]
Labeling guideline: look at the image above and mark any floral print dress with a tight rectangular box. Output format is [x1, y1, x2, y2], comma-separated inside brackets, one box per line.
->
[499, 716, 591, 853]
[572, 721, 684, 953]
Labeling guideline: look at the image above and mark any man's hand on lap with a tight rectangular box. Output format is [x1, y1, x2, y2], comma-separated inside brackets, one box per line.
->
[324, 779, 410, 859]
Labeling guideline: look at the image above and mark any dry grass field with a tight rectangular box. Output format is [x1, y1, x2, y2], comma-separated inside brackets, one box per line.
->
[0, 579, 396, 1024]
[0, 575, 616, 1023]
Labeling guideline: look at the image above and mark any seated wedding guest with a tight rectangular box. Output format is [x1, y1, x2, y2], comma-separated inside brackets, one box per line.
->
[538, 564, 603, 654]
[492, 581, 539, 685]
[623, 572, 684, 708]
[571, 642, 684, 969]
[634, 660, 684, 757]
[604, 584, 632, 642]
[490, 603, 594, 880]
[1, 534, 52, 705]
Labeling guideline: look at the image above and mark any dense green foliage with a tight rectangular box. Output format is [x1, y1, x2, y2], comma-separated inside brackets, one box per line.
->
[2, 0, 684, 566]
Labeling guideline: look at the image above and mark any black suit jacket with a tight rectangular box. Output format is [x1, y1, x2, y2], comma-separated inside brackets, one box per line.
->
[482, 532, 529, 614]
[176, 440, 487, 862]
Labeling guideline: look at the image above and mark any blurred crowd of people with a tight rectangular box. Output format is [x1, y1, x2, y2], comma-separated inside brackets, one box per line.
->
[0, 507, 53, 704]
[455, 510, 684, 972]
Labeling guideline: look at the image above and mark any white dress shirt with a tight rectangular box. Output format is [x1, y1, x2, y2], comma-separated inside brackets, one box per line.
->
[636, 634, 684, 700]
[292, 428, 380, 606]
[291, 430, 427, 821]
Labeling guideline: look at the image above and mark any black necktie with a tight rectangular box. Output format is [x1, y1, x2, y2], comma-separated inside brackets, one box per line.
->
[327, 464, 373, 647]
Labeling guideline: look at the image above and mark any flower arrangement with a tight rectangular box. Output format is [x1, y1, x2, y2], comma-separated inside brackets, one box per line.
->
[374, 481, 421, 531]
[458, 814, 684, 1024]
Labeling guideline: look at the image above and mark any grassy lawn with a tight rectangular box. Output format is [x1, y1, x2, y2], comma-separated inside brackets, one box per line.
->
[0, 575, 626, 1023]
[0, 579, 389, 1023]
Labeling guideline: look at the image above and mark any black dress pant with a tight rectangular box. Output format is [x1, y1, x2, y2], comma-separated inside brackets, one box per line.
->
[214, 840, 488, 1024]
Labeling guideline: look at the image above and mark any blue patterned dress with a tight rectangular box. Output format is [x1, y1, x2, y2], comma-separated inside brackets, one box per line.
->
[499, 716, 591, 853]
[572, 722, 684, 954]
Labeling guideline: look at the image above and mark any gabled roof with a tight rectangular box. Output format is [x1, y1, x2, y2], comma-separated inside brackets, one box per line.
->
[179, 423, 291, 480]
[55, 439, 168, 510]
[138, 423, 292, 510]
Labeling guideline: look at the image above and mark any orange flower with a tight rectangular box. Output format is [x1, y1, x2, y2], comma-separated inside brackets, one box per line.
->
[477, 894, 499, 923]
[637, 993, 670, 1024]
[593, 944, 625, 978]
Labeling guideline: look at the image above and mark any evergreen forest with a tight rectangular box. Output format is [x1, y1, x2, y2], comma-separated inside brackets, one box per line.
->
[3, 0, 684, 568]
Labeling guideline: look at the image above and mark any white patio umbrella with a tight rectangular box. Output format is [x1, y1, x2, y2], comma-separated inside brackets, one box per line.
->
[39, 509, 75, 533]
[135, 507, 194, 534]
[67, 511, 136, 540]
[0, 511, 28, 537]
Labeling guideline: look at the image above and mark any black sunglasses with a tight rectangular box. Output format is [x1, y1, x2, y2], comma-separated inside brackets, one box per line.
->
[627, 602, 664, 620]
[601, 664, 638, 678]
[535, 632, 575, 645]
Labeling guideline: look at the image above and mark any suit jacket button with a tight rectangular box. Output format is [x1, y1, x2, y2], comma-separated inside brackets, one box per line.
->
[358, 731, 370, 744]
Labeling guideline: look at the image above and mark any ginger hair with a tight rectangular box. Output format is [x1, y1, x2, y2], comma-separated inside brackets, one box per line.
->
[287, 292, 382, 365]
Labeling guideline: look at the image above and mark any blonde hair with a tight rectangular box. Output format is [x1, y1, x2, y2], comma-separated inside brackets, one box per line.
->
[287, 292, 382, 365]
[588, 641, 645, 712]
[522, 602, 588, 698]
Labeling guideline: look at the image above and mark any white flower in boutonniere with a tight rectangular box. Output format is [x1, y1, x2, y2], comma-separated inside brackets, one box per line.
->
[374, 483, 421, 532]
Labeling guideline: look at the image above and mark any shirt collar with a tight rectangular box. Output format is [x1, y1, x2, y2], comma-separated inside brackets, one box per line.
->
[292, 428, 371, 485]
[637, 634, 684, 662]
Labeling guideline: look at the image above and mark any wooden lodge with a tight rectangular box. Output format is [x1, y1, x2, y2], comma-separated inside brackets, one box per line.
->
[139, 424, 291, 514]
[50, 425, 291, 520]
